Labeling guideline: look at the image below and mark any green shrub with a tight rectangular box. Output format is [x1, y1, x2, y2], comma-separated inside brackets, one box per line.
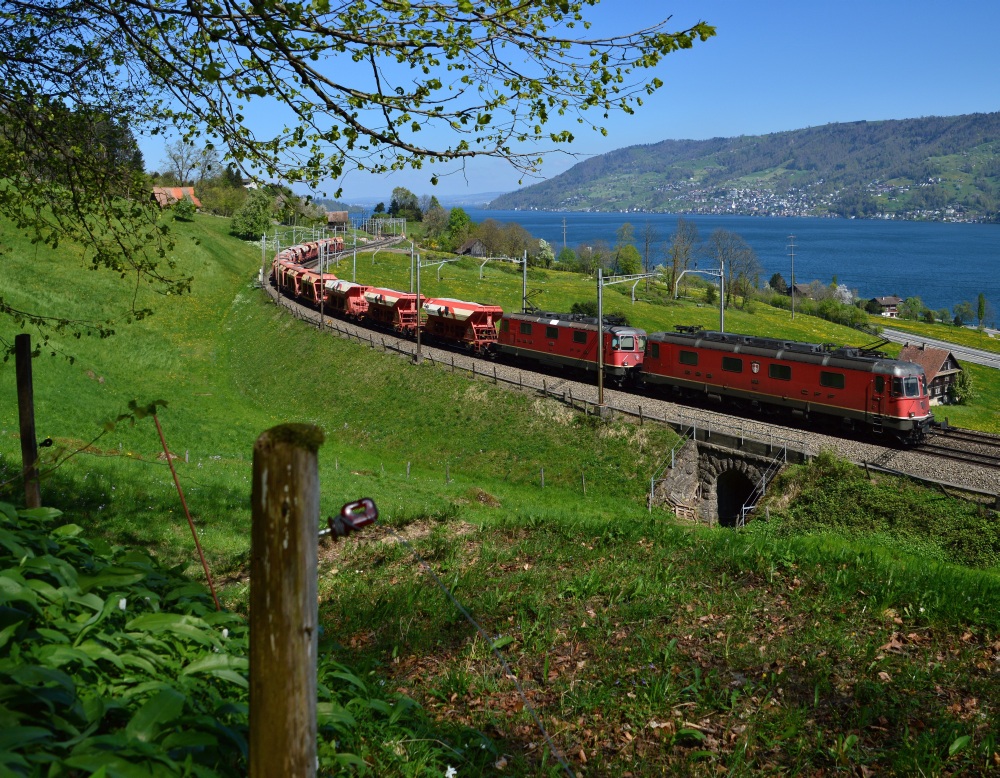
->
[753, 450, 1000, 569]
[173, 195, 197, 221]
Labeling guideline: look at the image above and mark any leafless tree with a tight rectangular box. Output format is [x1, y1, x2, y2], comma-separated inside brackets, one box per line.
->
[705, 229, 761, 310]
[195, 146, 222, 186]
[160, 141, 200, 186]
[666, 217, 699, 295]
[641, 221, 661, 290]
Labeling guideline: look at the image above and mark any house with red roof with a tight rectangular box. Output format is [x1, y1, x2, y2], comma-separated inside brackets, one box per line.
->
[152, 186, 202, 209]
[899, 343, 962, 405]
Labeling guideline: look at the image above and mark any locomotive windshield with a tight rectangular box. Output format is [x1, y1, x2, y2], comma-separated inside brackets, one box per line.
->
[892, 376, 922, 397]
[617, 335, 635, 351]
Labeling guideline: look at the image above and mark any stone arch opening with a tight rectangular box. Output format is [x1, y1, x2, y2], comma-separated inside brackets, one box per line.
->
[716, 468, 757, 528]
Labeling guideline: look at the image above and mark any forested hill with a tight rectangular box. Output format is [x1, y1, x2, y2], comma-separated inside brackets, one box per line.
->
[488, 113, 1000, 221]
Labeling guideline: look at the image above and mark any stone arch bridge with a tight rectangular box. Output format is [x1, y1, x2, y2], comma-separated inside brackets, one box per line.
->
[652, 428, 811, 527]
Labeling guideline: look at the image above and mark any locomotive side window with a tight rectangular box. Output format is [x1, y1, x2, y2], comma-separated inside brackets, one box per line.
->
[637, 335, 647, 351]
[769, 364, 791, 381]
[891, 378, 903, 397]
[519, 321, 532, 335]
[820, 371, 845, 389]
[573, 331, 587, 344]
[546, 326, 559, 339]
[618, 335, 635, 351]
[875, 376, 885, 393]
[501, 319, 509, 332]
[722, 357, 743, 373]
[679, 350, 698, 366]
[650, 343, 660, 358]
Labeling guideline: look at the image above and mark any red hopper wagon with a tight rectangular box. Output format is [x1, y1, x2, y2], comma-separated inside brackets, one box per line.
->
[325, 279, 371, 319]
[298, 268, 338, 307]
[422, 298, 503, 355]
[364, 287, 426, 336]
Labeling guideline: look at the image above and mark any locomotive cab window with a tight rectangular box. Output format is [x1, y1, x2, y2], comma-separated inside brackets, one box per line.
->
[875, 376, 885, 394]
[679, 350, 698, 366]
[546, 326, 559, 339]
[519, 321, 532, 335]
[820, 371, 845, 389]
[501, 319, 509, 332]
[722, 356, 743, 373]
[573, 330, 587, 344]
[769, 364, 791, 381]
[637, 335, 647, 352]
[617, 335, 635, 351]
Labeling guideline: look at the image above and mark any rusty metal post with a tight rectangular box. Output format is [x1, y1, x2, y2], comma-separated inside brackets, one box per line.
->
[15, 334, 41, 509]
[250, 424, 324, 778]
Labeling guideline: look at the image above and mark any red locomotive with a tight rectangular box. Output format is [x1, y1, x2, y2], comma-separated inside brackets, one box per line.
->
[497, 311, 647, 384]
[642, 327, 932, 443]
[423, 298, 504, 356]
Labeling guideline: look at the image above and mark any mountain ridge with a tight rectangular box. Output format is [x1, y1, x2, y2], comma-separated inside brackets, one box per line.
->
[488, 113, 1000, 221]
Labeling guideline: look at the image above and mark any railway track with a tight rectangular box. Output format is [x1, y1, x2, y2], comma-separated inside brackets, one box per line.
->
[915, 427, 1000, 471]
[264, 278, 1000, 497]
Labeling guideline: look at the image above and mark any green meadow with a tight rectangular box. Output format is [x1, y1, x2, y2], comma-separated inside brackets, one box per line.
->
[1, 215, 998, 776]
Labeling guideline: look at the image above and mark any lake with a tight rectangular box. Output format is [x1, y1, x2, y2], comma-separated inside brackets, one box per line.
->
[463, 209, 999, 325]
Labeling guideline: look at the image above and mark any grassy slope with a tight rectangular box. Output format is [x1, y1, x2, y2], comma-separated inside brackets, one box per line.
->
[2, 217, 999, 775]
[876, 316, 1000, 355]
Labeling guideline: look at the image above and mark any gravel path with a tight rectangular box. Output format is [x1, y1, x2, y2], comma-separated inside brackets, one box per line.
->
[265, 284, 1000, 498]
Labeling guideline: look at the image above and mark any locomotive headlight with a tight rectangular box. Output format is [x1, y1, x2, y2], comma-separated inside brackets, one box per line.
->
[909, 411, 915, 418]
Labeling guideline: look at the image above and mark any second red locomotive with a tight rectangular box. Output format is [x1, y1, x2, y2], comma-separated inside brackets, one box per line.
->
[497, 311, 647, 385]
[642, 327, 932, 443]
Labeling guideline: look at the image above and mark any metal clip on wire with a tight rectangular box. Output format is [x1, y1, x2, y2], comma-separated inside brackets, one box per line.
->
[324, 497, 378, 541]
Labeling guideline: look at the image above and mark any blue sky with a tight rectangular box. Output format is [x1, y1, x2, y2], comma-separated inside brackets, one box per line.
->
[139, 0, 1000, 202]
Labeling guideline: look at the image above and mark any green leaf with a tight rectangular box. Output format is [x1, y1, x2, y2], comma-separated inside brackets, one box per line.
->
[676, 727, 706, 743]
[206, 669, 249, 688]
[125, 687, 185, 742]
[0, 503, 17, 522]
[0, 529, 29, 559]
[182, 653, 248, 676]
[76, 640, 126, 669]
[78, 570, 147, 593]
[51, 523, 84, 537]
[126, 613, 213, 644]
[37, 644, 97, 669]
[0, 727, 52, 751]
[490, 635, 514, 650]
[317, 702, 357, 729]
[17, 507, 62, 522]
[949, 734, 971, 756]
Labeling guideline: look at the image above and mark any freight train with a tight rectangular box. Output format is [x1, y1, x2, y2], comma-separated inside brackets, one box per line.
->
[269, 244, 933, 443]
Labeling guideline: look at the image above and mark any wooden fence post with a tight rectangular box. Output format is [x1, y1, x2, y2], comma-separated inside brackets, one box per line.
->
[250, 424, 324, 778]
[15, 334, 41, 509]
